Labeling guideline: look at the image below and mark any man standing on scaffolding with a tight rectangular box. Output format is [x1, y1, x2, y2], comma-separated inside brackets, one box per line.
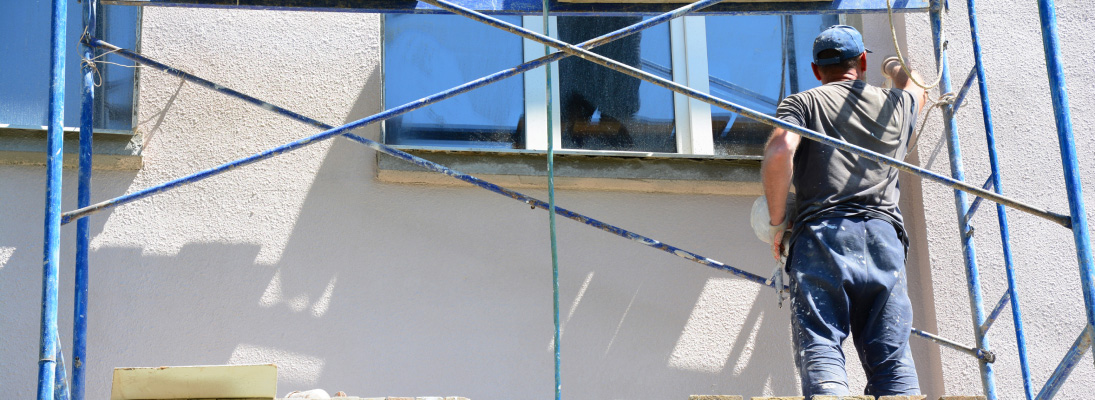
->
[760, 25, 926, 398]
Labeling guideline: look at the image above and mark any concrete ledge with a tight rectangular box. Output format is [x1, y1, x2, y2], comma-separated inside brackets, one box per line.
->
[377, 147, 762, 196]
[0, 125, 142, 170]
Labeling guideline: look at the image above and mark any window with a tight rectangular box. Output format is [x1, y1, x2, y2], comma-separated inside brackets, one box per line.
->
[0, 2, 140, 132]
[705, 14, 838, 156]
[0, 3, 141, 169]
[382, 14, 837, 158]
[383, 14, 526, 149]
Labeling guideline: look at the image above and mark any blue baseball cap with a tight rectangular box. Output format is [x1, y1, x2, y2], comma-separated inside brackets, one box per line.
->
[813, 25, 871, 66]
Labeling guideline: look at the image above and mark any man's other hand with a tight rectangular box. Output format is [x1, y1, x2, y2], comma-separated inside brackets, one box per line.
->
[769, 222, 788, 261]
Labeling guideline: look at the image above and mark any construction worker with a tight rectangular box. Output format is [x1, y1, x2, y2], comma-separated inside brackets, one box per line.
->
[760, 25, 927, 398]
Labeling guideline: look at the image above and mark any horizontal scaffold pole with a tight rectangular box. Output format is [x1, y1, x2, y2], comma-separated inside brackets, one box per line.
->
[101, 0, 929, 17]
[911, 328, 995, 363]
[423, 0, 1072, 229]
[69, 0, 986, 359]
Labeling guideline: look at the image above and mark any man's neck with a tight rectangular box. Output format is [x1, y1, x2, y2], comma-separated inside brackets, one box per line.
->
[821, 70, 861, 85]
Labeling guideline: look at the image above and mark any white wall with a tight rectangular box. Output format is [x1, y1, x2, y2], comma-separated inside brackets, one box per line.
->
[3, 3, 1091, 400]
[864, 0, 1095, 398]
[0, 7, 819, 399]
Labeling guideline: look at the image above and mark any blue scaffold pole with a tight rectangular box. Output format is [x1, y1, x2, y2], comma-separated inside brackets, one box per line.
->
[965, 0, 1033, 397]
[929, 0, 996, 399]
[1036, 0, 1095, 384]
[39, 0, 68, 398]
[54, 339, 71, 400]
[1035, 325, 1094, 400]
[73, 0, 98, 399]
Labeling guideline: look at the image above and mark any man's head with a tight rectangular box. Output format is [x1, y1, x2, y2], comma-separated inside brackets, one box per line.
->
[810, 25, 870, 83]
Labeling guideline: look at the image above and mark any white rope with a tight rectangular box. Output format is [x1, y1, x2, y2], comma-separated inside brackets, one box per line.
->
[881, 1, 960, 160]
[906, 91, 956, 156]
[885, 0, 946, 90]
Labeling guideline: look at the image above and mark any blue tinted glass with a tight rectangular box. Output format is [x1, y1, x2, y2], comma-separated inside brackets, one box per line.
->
[706, 15, 837, 156]
[383, 14, 525, 149]
[0, 2, 139, 130]
[559, 16, 674, 153]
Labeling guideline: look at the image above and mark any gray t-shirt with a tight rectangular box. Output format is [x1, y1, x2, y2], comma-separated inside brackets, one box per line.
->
[776, 79, 918, 241]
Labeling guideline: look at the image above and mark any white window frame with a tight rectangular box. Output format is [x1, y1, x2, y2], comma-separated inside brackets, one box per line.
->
[519, 16, 716, 156]
[383, 14, 829, 158]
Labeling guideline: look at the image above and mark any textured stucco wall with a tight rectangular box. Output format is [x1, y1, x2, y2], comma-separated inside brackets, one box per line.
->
[0, 7, 876, 399]
[5, 3, 1091, 400]
[866, 1, 1095, 398]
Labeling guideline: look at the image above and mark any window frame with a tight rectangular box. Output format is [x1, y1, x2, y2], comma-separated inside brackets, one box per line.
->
[0, 5, 143, 170]
[379, 14, 842, 161]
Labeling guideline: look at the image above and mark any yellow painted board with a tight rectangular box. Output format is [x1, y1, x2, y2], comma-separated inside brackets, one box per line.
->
[110, 364, 277, 400]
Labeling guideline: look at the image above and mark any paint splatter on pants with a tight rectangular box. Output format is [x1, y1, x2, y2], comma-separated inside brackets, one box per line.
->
[787, 216, 920, 398]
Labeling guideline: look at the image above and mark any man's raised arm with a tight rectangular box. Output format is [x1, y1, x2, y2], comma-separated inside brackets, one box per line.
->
[883, 57, 927, 114]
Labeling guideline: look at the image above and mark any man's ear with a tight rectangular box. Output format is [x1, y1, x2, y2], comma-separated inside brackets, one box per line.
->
[859, 53, 869, 76]
[811, 62, 822, 81]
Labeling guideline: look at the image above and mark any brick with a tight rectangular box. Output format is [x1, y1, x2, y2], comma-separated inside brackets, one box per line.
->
[690, 396, 744, 400]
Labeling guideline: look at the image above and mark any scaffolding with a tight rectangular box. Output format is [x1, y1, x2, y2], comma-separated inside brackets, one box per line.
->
[33, 0, 1093, 399]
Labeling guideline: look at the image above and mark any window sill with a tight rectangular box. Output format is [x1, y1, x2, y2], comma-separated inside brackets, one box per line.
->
[0, 125, 143, 170]
[376, 146, 762, 196]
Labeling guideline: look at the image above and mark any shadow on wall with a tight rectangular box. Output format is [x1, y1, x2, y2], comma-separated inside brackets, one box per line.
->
[0, 166, 138, 399]
[0, 69, 800, 399]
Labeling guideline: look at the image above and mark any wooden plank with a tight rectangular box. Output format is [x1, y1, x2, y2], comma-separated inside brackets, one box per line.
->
[110, 364, 277, 400]
[102, 0, 929, 16]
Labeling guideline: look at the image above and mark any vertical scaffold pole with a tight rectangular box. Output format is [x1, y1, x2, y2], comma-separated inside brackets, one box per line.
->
[73, 0, 98, 399]
[39, 0, 68, 398]
[540, 3, 562, 400]
[964, 0, 1034, 398]
[930, 1, 997, 398]
[1036, 0, 1095, 361]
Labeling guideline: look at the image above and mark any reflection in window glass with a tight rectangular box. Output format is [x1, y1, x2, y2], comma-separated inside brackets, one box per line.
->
[558, 17, 675, 153]
[706, 15, 837, 156]
[384, 15, 525, 149]
[0, 3, 139, 130]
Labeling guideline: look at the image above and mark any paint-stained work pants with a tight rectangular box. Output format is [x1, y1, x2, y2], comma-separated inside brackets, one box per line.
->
[787, 216, 920, 398]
